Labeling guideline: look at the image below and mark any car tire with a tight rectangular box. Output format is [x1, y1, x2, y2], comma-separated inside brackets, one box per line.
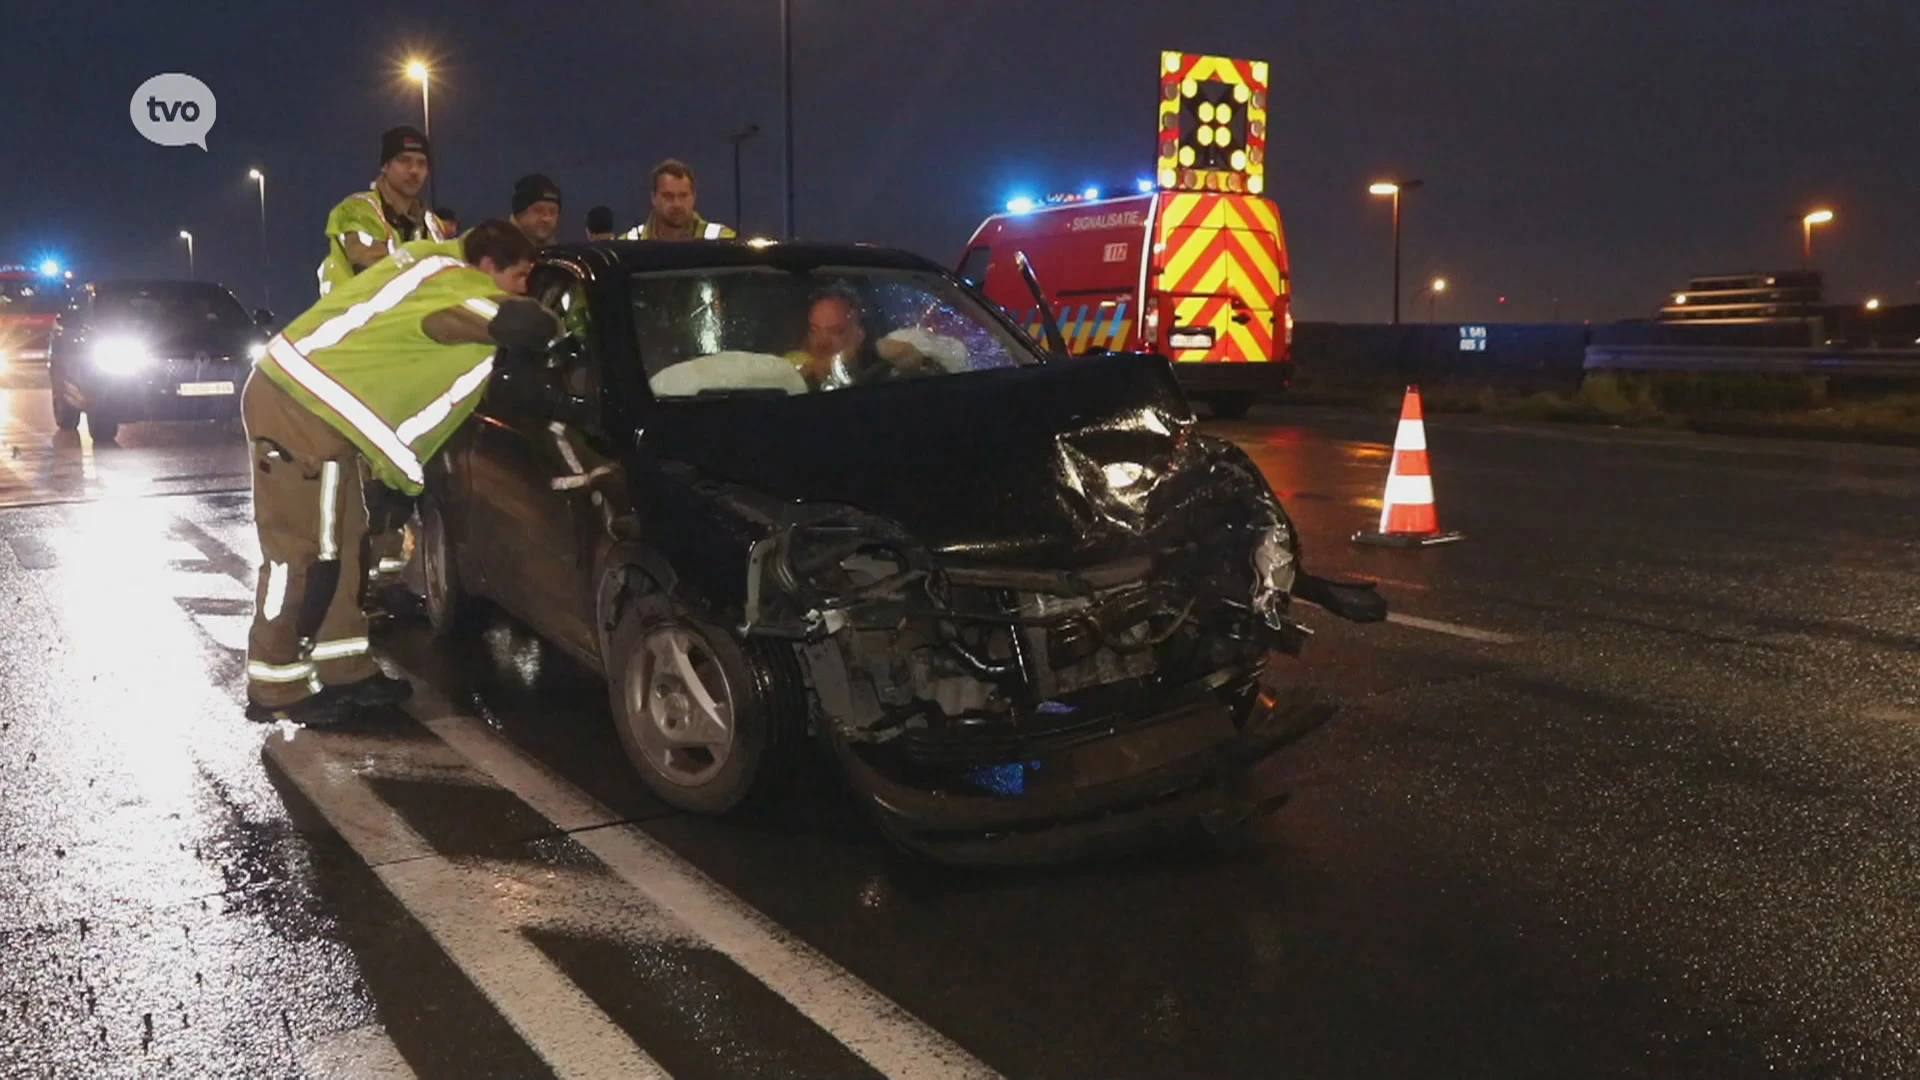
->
[419, 499, 483, 640]
[607, 605, 795, 815]
[52, 394, 80, 431]
[85, 413, 119, 443]
[1208, 393, 1256, 420]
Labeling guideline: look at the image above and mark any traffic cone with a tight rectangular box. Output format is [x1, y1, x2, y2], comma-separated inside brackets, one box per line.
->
[1353, 385, 1463, 548]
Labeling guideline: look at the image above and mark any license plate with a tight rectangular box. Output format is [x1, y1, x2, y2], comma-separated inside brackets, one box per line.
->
[1169, 329, 1215, 350]
[177, 381, 235, 397]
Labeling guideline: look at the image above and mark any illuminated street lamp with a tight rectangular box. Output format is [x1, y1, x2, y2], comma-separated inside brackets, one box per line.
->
[1370, 178, 1424, 324]
[405, 60, 431, 134]
[247, 168, 270, 308]
[178, 230, 194, 278]
[1802, 208, 1834, 268]
[1865, 297, 1881, 311]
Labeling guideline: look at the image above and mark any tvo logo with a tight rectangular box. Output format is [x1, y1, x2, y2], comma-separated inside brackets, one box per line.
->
[130, 73, 217, 150]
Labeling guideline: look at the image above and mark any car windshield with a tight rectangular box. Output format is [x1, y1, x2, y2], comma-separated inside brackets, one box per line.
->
[0, 278, 65, 316]
[93, 283, 251, 332]
[631, 265, 1037, 399]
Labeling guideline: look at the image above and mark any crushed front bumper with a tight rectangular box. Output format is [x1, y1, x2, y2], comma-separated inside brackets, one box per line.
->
[829, 678, 1336, 866]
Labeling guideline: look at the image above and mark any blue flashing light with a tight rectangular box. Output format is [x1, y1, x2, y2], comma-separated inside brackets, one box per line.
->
[1136, 177, 1156, 194]
[37, 259, 60, 278]
[1005, 195, 1036, 214]
[1082, 186, 1101, 201]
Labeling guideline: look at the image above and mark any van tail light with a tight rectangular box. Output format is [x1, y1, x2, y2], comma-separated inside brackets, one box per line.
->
[1284, 308, 1294, 346]
[1143, 303, 1160, 349]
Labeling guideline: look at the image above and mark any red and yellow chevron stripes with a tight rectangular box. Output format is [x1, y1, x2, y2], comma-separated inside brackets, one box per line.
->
[1156, 192, 1284, 363]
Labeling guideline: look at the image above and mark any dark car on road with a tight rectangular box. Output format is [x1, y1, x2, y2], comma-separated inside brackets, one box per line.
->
[421, 240, 1384, 864]
[49, 280, 272, 442]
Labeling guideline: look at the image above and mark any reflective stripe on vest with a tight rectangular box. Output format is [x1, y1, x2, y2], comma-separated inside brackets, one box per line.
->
[703, 222, 727, 239]
[393, 354, 495, 446]
[265, 254, 469, 486]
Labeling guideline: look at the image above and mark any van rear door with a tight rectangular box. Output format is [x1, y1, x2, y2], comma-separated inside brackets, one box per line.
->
[1152, 193, 1286, 363]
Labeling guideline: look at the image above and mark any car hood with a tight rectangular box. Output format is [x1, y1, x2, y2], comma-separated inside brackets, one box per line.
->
[638, 352, 1227, 568]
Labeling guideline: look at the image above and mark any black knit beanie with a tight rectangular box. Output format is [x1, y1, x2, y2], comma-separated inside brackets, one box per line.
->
[512, 174, 562, 215]
[381, 125, 430, 167]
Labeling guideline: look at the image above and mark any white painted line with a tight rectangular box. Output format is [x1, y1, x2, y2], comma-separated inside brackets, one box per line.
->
[407, 683, 1004, 1080]
[264, 729, 672, 1080]
[296, 1022, 418, 1080]
[1385, 612, 1523, 645]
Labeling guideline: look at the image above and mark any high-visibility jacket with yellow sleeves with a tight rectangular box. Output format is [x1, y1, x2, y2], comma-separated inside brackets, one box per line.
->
[263, 239, 501, 496]
[316, 188, 448, 297]
[621, 214, 735, 240]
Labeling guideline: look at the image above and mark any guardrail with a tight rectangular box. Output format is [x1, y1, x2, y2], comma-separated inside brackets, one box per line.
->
[1584, 345, 1920, 379]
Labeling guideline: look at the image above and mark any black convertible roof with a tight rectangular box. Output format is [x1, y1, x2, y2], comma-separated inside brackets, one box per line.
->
[537, 239, 952, 280]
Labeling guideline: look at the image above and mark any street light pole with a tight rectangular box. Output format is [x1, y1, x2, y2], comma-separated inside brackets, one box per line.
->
[407, 61, 436, 210]
[781, 0, 795, 239]
[178, 230, 194, 279]
[248, 169, 270, 308]
[1370, 179, 1424, 325]
[1428, 277, 1447, 323]
[1801, 208, 1833, 269]
[728, 124, 761, 233]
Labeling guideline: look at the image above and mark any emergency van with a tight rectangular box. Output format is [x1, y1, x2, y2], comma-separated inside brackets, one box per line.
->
[0, 263, 68, 373]
[958, 52, 1290, 419]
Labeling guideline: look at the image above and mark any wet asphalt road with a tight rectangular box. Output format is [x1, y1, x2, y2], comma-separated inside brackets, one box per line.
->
[2, 363, 1918, 1078]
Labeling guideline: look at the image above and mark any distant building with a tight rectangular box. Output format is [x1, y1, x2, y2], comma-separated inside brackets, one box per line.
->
[1658, 271, 1823, 325]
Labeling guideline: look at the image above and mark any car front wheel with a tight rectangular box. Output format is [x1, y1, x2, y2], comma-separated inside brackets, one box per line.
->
[419, 499, 482, 639]
[607, 607, 791, 814]
[52, 393, 80, 431]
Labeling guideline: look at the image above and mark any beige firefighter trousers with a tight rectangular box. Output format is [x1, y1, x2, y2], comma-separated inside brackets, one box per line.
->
[240, 370, 382, 706]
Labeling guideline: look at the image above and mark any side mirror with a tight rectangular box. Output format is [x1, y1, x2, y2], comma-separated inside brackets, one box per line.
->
[252, 308, 274, 327]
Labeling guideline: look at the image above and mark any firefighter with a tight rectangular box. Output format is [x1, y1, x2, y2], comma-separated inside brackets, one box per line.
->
[511, 174, 562, 247]
[315, 126, 446, 297]
[243, 221, 560, 726]
[622, 159, 736, 240]
[316, 127, 450, 620]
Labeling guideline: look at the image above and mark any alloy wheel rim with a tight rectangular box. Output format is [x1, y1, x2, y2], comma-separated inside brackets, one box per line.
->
[624, 625, 735, 786]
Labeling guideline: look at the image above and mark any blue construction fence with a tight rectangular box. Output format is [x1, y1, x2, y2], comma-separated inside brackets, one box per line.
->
[1292, 321, 1814, 392]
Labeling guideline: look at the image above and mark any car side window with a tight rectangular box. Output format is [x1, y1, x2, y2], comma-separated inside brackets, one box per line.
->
[957, 245, 991, 289]
[535, 268, 602, 437]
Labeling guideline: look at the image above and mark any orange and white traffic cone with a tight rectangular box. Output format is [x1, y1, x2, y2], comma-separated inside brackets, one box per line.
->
[1353, 385, 1463, 548]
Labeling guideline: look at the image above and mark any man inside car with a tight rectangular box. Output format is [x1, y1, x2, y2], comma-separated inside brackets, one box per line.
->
[785, 287, 963, 391]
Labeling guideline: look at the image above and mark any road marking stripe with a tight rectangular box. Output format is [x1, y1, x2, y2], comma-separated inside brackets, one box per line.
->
[1385, 612, 1523, 645]
[264, 728, 672, 1080]
[295, 1022, 418, 1080]
[406, 684, 1004, 1080]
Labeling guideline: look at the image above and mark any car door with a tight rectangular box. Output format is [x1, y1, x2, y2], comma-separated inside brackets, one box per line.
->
[463, 264, 604, 661]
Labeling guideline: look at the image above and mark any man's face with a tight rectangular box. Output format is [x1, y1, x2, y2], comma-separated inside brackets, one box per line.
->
[382, 152, 430, 200]
[514, 202, 560, 246]
[806, 297, 863, 368]
[652, 174, 696, 228]
[481, 257, 532, 296]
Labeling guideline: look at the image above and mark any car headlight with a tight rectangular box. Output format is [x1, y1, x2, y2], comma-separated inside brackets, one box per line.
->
[92, 336, 154, 376]
[1250, 521, 1297, 625]
[247, 342, 267, 363]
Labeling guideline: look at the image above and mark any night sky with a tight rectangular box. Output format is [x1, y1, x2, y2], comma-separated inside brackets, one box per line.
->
[3, 1, 1915, 324]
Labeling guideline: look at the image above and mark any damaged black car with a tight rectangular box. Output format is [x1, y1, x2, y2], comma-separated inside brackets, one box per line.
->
[420, 240, 1385, 864]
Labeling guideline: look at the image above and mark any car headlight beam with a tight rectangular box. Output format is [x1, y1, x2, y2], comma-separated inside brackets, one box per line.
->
[92, 336, 155, 376]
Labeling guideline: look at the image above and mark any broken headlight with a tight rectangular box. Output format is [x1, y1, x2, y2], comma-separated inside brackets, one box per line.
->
[1250, 521, 1296, 627]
